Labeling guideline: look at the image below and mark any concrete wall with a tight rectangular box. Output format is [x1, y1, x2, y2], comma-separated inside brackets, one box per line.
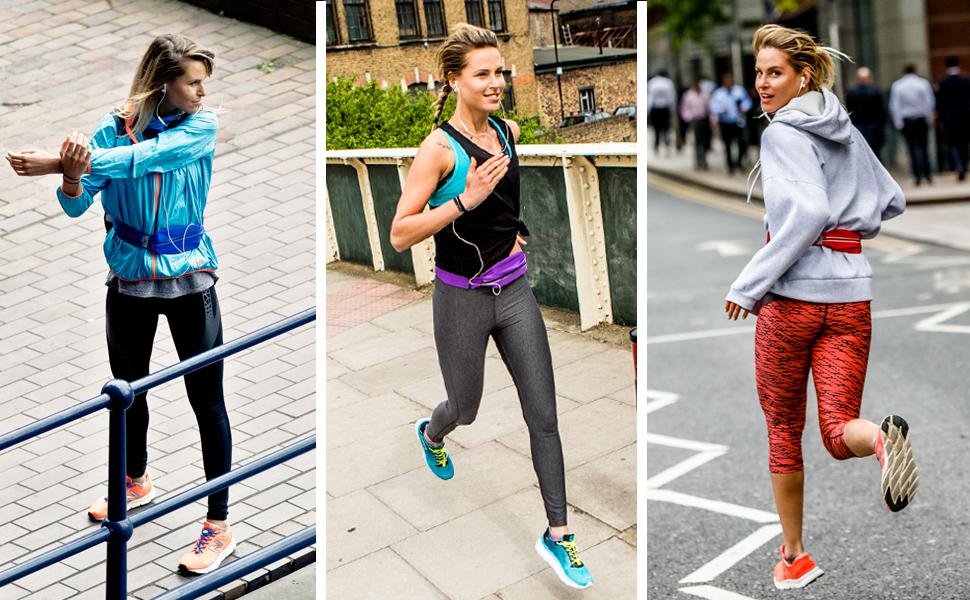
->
[536, 59, 636, 125]
[326, 0, 540, 116]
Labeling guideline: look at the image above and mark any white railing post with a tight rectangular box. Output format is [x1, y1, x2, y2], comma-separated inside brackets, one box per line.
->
[562, 155, 613, 330]
[345, 158, 385, 272]
[325, 184, 339, 263]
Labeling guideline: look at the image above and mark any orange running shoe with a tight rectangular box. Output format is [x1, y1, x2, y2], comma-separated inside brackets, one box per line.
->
[177, 521, 237, 575]
[875, 415, 919, 512]
[772, 544, 823, 590]
[87, 474, 156, 521]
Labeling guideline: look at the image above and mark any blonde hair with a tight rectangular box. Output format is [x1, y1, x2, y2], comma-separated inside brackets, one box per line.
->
[431, 23, 499, 129]
[751, 24, 850, 91]
[117, 34, 215, 134]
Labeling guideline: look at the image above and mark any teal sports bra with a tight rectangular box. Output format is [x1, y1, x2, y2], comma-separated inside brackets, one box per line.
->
[427, 117, 512, 208]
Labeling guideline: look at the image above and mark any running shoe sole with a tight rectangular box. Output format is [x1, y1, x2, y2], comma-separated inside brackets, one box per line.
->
[774, 565, 824, 590]
[178, 536, 238, 575]
[880, 415, 919, 512]
[87, 486, 156, 521]
[534, 537, 593, 590]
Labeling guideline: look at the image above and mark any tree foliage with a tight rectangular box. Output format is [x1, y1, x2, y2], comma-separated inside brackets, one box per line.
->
[325, 77, 555, 150]
[653, 0, 727, 52]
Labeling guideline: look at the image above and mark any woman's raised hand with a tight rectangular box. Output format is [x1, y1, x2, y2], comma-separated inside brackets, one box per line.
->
[61, 131, 91, 180]
[461, 154, 510, 210]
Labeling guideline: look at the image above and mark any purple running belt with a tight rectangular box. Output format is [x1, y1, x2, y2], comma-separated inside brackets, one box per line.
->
[435, 251, 528, 292]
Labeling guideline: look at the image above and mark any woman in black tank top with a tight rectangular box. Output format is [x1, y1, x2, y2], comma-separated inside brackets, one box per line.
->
[389, 23, 594, 590]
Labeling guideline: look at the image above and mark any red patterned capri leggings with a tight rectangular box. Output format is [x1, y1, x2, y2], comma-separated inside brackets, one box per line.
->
[755, 297, 872, 474]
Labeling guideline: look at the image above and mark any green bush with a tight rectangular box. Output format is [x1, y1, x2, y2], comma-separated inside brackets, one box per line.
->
[325, 77, 556, 149]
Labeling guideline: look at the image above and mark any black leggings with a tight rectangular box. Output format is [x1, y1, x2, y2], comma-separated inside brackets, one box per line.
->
[106, 286, 231, 521]
[426, 276, 567, 526]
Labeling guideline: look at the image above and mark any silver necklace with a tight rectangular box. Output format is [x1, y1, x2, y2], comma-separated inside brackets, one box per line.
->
[457, 115, 502, 155]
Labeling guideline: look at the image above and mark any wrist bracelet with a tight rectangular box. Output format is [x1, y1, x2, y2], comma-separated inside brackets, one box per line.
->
[63, 174, 81, 184]
[453, 195, 467, 213]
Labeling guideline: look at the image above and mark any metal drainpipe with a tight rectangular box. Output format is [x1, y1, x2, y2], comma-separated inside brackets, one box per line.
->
[551, 0, 565, 124]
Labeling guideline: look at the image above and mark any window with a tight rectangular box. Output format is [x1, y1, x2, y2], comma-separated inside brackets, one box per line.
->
[344, 0, 373, 42]
[487, 0, 507, 33]
[325, 1, 339, 45]
[395, 0, 420, 39]
[501, 70, 515, 112]
[579, 86, 596, 114]
[424, 0, 446, 38]
[465, 0, 485, 27]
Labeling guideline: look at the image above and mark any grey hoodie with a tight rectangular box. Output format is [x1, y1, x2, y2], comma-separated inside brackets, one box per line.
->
[726, 88, 905, 312]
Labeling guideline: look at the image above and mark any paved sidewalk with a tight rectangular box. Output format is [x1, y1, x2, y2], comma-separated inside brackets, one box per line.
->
[648, 142, 970, 252]
[325, 263, 637, 600]
[0, 1, 314, 598]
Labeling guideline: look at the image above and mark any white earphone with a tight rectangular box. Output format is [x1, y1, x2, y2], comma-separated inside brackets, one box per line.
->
[453, 81, 459, 94]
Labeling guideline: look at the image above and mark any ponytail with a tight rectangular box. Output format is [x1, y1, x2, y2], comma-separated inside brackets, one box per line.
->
[431, 83, 451, 131]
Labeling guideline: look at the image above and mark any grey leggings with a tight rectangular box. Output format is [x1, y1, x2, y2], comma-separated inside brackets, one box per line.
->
[426, 276, 567, 526]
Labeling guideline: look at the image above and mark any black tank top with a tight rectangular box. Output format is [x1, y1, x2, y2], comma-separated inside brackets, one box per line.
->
[433, 119, 527, 278]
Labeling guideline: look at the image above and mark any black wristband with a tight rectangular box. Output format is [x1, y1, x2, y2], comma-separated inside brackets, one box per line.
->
[453, 195, 467, 213]
[63, 174, 81, 184]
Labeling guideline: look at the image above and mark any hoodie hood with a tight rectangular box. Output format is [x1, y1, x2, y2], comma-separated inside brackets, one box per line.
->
[771, 88, 853, 145]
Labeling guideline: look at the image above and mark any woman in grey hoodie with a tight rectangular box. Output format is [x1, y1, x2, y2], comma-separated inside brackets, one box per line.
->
[724, 25, 919, 590]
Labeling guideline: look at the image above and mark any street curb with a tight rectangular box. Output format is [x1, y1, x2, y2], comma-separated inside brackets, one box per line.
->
[203, 548, 315, 600]
[647, 164, 970, 205]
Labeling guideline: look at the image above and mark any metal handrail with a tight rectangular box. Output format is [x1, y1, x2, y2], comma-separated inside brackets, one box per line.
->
[0, 307, 316, 598]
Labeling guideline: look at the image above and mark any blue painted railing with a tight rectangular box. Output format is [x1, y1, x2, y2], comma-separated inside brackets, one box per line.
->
[0, 307, 316, 599]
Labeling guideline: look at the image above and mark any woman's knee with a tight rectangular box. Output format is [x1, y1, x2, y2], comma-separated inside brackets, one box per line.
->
[820, 422, 854, 460]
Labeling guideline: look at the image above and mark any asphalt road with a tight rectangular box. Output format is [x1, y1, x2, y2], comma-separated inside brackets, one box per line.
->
[646, 180, 970, 600]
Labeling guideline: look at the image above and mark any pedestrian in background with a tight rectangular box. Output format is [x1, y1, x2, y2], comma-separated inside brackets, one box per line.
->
[648, 69, 677, 155]
[889, 63, 935, 185]
[845, 66, 887, 160]
[936, 55, 970, 181]
[680, 77, 711, 170]
[726, 24, 919, 591]
[709, 72, 752, 174]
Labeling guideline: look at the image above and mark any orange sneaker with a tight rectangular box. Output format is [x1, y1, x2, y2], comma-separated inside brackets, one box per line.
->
[87, 474, 156, 521]
[773, 544, 823, 590]
[177, 521, 237, 575]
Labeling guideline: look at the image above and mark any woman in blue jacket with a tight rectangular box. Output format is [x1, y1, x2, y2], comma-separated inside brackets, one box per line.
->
[7, 34, 235, 575]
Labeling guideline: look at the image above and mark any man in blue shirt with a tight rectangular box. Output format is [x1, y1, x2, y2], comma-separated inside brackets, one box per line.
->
[889, 64, 936, 185]
[710, 72, 753, 174]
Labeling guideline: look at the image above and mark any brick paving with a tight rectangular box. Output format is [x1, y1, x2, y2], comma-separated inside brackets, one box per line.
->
[0, 1, 314, 598]
[325, 265, 637, 600]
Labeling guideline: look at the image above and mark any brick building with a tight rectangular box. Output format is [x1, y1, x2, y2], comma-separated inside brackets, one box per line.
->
[324, 0, 540, 116]
[529, 0, 636, 127]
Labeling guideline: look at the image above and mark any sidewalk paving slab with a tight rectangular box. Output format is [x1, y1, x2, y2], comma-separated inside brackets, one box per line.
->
[326, 263, 637, 599]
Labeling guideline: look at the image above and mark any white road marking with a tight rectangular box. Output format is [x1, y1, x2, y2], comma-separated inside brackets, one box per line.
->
[679, 524, 783, 584]
[646, 489, 779, 523]
[646, 325, 755, 345]
[914, 301, 970, 334]
[647, 301, 970, 345]
[646, 432, 728, 453]
[646, 450, 726, 489]
[645, 389, 680, 414]
[696, 240, 750, 257]
[680, 585, 761, 600]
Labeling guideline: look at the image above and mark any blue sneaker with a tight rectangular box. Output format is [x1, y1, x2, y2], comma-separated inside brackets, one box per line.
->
[415, 419, 454, 480]
[535, 529, 593, 589]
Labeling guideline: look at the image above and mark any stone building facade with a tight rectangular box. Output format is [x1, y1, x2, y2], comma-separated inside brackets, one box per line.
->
[325, 0, 540, 116]
[534, 47, 637, 125]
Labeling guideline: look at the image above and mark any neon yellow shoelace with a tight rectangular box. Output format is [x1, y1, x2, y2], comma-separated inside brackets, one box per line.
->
[430, 446, 448, 468]
[558, 539, 583, 567]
